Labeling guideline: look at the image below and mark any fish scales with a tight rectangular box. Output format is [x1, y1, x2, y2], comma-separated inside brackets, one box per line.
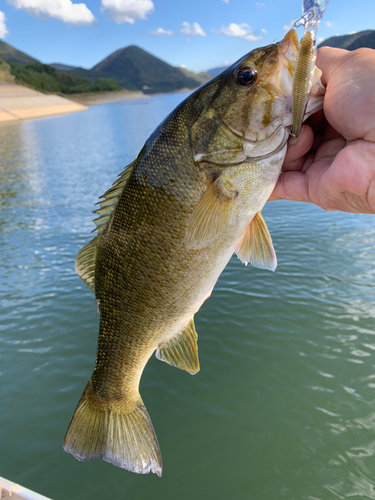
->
[64, 30, 324, 476]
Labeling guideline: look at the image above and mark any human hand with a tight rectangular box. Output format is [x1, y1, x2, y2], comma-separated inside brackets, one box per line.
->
[270, 46, 375, 213]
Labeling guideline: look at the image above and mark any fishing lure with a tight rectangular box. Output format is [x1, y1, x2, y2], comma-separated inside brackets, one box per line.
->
[291, 0, 330, 137]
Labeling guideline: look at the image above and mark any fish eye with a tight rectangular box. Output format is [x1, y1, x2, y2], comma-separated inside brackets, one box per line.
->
[235, 66, 258, 87]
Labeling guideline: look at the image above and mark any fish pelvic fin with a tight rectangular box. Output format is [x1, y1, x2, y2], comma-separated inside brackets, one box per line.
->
[63, 388, 162, 477]
[185, 176, 237, 250]
[75, 146, 146, 293]
[235, 211, 277, 271]
[156, 318, 200, 375]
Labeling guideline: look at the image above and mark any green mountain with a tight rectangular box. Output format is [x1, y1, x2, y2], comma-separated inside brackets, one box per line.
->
[177, 66, 211, 85]
[318, 29, 375, 50]
[0, 39, 39, 65]
[0, 39, 207, 94]
[91, 45, 201, 93]
[52, 65, 113, 84]
[0, 39, 120, 94]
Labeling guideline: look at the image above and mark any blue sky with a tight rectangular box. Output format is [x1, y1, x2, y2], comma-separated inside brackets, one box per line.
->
[0, 0, 374, 72]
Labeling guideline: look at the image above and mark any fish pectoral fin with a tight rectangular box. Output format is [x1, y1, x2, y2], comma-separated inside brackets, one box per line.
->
[235, 211, 277, 271]
[156, 318, 199, 375]
[185, 176, 237, 250]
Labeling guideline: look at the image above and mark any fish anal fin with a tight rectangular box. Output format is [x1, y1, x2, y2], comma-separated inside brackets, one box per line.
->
[156, 318, 199, 375]
[235, 211, 277, 271]
[185, 176, 237, 250]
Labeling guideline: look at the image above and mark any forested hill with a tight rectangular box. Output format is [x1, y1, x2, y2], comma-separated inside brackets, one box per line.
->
[0, 39, 208, 94]
[318, 29, 375, 50]
[0, 39, 38, 65]
[91, 45, 203, 93]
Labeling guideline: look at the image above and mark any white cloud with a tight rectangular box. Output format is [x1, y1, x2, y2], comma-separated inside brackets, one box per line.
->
[349, 30, 357, 34]
[255, 2, 265, 7]
[0, 11, 9, 37]
[151, 27, 172, 36]
[101, 0, 154, 24]
[261, 28, 267, 34]
[324, 20, 345, 30]
[7, 0, 95, 24]
[317, 36, 324, 42]
[180, 21, 206, 37]
[217, 23, 261, 42]
[222, 0, 229, 3]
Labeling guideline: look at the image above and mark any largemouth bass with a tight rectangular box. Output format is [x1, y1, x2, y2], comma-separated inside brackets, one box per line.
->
[64, 30, 324, 476]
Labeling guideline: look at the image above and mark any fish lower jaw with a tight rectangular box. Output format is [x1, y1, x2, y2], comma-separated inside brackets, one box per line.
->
[241, 123, 288, 159]
[221, 118, 285, 144]
[281, 94, 324, 129]
[282, 114, 293, 129]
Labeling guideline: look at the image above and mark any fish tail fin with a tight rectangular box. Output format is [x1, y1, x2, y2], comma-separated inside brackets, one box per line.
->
[63, 388, 162, 477]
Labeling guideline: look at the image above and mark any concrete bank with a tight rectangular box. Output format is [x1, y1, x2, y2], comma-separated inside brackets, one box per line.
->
[0, 82, 87, 123]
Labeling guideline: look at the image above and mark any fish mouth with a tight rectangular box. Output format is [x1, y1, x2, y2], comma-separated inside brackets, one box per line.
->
[274, 29, 324, 128]
[194, 121, 289, 166]
[264, 30, 301, 110]
[240, 124, 289, 162]
[278, 29, 300, 61]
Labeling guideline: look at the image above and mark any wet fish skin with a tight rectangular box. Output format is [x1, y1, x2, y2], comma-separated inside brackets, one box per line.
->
[64, 30, 323, 476]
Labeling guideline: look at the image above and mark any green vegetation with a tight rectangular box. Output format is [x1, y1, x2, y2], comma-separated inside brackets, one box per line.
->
[9, 61, 120, 94]
[0, 39, 212, 94]
[0, 40, 38, 66]
[91, 78, 121, 92]
[92, 45, 205, 93]
[318, 30, 375, 50]
[0, 49, 15, 83]
[178, 67, 211, 85]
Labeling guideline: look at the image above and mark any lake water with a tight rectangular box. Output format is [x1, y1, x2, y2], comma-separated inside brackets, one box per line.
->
[1, 93, 375, 500]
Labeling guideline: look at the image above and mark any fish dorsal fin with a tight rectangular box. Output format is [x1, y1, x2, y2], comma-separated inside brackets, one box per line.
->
[185, 176, 237, 250]
[94, 147, 145, 236]
[156, 318, 199, 375]
[235, 211, 277, 271]
[75, 147, 146, 293]
[75, 235, 100, 293]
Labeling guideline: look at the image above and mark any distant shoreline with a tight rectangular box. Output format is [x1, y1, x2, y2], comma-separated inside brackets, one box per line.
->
[66, 90, 149, 106]
[0, 83, 197, 124]
[66, 87, 195, 106]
